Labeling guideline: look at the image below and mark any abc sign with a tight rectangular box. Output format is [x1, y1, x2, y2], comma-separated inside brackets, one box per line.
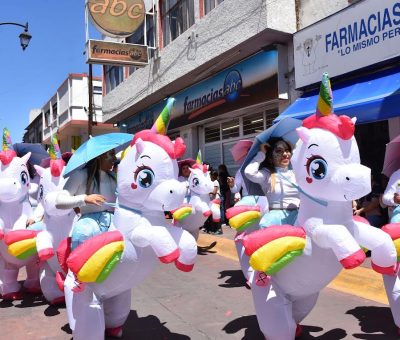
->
[88, 0, 146, 38]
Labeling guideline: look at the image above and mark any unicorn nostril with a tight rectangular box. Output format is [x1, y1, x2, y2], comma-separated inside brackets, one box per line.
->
[169, 190, 173, 194]
[346, 177, 350, 181]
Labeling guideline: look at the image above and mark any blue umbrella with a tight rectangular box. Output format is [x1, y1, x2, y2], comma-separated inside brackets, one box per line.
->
[240, 117, 303, 195]
[13, 143, 49, 166]
[63, 133, 133, 178]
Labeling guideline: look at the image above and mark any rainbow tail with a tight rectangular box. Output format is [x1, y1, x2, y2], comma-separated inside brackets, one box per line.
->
[382, 223, 400, 262]
[226, 205, 261, 232]
[242, 225, 306, 274]
[4, 230, 39, 260]
[66, 231, 124, 284]
[171, 204, 193, 222]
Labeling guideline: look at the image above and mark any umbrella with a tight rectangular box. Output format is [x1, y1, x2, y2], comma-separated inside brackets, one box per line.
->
[382, 135, 400, 178]
[63, 133, 133, 178]
[240, 117, 303, 195]
[13, 143, 49, 166]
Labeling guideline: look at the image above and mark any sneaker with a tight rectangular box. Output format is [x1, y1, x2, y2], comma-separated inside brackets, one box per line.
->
[221, 223, 227, 227]
[214, 230, 223, 235]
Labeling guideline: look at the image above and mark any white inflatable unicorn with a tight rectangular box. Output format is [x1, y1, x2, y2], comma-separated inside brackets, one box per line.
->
[227, 74, 398, 339]
[173, 150, 220, 240]
[63, 98, 198, 340]
[0, 128, 41, 300]
[32, 134, 75, 305]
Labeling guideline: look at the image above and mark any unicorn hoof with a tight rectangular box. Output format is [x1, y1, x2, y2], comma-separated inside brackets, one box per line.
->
[71, 281, 86, 293]
[159, 248, 180, 264]
[55, 271, 66, 292]
[105, 326, 123, 338]
[340, 249, 366, 269]
[50, 296, 65, 306]
[371, 262, 397, 275]
[255, 272, 270, 287]
[38, 248, 55, 261]
[203, 210, 212, 217]
[24, 286, 42, 295]
[295, 324, 303, 337]
[2, 291, 23, 300]
[175, 260, 194, 272]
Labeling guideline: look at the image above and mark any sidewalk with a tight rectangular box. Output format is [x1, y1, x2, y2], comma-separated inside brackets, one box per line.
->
[197, 225, 390, 305]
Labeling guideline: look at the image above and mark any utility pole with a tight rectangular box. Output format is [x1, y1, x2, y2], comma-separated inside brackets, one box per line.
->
[88, 63, 94, 137]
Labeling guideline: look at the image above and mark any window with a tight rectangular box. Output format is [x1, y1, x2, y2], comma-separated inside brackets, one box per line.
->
[221, 119, 239, 139]
[52, 103, 58, 121]
[205, 125, 220, 143]
[167, 130, 180, 141]
[93, 86, 102, 95]
[161, 0, 194, 47]
[104, 65, 124, 93]
[71, 136, 82, 152]
[204, 0, 224, 15]
[243, 112, 264, 136]
[44, 110, 50, 128]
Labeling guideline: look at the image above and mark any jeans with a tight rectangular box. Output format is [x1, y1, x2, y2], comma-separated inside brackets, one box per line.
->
[259, 209, 298, 229]
[71, 211, 113, 250]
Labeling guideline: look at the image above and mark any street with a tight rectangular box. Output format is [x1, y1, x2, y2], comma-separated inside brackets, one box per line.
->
[0, 227, 399, 340]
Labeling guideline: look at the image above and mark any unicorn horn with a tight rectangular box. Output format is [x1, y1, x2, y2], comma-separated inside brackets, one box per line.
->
[150, 97, 176, 135]
[316, 73, 333, 117]
[2, 128, 14, 151]
[48, 133, 62, 160]
[196, 150, 202, 164]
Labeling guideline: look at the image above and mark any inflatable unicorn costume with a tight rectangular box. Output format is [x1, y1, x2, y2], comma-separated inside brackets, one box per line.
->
[63, 98, 198, 340]
[0, 128, 41, 300]
[227, 74, 398, 339]
[173, 150, 220, 240]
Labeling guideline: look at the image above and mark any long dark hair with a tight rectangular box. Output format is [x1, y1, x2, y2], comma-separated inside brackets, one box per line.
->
[86, 157, 101, 195]
[260, 137, 293, 174]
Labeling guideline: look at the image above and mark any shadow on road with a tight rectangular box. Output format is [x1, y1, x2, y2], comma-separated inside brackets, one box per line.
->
[118, 310, 190, 340]
[218, 269, 248, 288]
[197, 241, 217, 256]
[346, 306, 399, 339]
[12, 293, 47, 309]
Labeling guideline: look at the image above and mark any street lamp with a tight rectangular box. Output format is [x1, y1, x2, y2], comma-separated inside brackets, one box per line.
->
[0, 22, 32, 50]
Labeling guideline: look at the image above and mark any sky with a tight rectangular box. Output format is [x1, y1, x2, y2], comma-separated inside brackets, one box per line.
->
[0, 1, 102, 142]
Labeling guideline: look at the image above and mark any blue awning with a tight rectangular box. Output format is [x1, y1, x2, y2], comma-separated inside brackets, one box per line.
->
[275, 66, 400, 124]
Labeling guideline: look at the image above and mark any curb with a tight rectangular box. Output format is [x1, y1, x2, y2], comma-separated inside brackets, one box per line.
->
[197, 232, 389, 305]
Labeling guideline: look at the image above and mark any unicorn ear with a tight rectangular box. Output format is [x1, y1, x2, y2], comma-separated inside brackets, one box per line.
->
[351, 117, 357, 124]
[21, 152, 31, 164]
[188, 167, 194, 174]
[296, 127, 311, 143]
[34, 165, 45, 176]
[135, 138, 145, 155]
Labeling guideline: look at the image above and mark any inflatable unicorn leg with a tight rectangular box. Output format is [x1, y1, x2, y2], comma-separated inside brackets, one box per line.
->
[383, 274, 400, 328]
[167, 226, 197, 271]
[251, 278, 297, 340]
[211, 200, 221, 222]
[353, 220, 397, 273]
[234, 235, 253, 284]
[36, 230, 55, 261]
[0, 257, 21, 296]
[103, 290, 131, 332]
[292, 292, 319, 324]
[23, 260, 41, 293]
[39, 261, 64, 304]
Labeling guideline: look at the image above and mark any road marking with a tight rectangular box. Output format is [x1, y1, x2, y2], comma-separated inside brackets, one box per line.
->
[198, 233, 389, 305]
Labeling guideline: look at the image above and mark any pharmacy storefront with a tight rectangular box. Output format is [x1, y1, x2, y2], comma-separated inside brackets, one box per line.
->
[121, 49, 281, 174]
[277, 0, 400, 178]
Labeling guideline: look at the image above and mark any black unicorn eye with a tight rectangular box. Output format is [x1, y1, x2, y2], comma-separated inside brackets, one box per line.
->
[192, 178, 199, 186]
[38, 184, 44, 201]
[306, 155, 328, 180]
[135, 166, 155, 188]
[20, 171, 29, 185]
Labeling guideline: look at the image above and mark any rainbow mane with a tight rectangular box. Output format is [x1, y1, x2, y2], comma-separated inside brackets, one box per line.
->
[5, 230, 39, 260]
[66, 231, 124, 283]
[242, 225, 306, 274]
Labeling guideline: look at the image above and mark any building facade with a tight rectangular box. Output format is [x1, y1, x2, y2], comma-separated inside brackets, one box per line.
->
[101, 0, 297, 174]
[23, 109, 43, 143]
[25, 73, 117, 152]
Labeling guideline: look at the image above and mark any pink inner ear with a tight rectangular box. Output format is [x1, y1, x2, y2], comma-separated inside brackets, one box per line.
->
[296, 127, 311, 143]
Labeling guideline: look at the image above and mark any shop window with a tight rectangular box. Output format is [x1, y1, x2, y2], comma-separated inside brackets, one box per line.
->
[161, 0, 195, 47]
[204, 0, 224, 15]
[243, 112, 264, 136]
[104, 65, 124, 93]
[44, 110, 51, 128]
[205, 125, 220, 143]
[221, 119, 239, 140]
[204, 143, 221, 170]
[71, 136, 82, 152]
[265, 110, 279, 129]
[167, 130, 180, 141]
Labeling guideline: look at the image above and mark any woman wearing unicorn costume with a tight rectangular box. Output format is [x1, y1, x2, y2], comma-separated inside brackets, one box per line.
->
[173, 150, 220, 240]
[31, 134, 76, 305]
[226, 74, 398, 339]
[0, 128, 41, 300]
[63, 98, 197, 340]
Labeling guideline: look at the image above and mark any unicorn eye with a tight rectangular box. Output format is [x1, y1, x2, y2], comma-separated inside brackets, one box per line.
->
[308, 157, 328, 180]
[38, 184, 44, 201]
[137, 169, 154, 188]
[192, 178, 199, 187]
[20, 171, 29, 185]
